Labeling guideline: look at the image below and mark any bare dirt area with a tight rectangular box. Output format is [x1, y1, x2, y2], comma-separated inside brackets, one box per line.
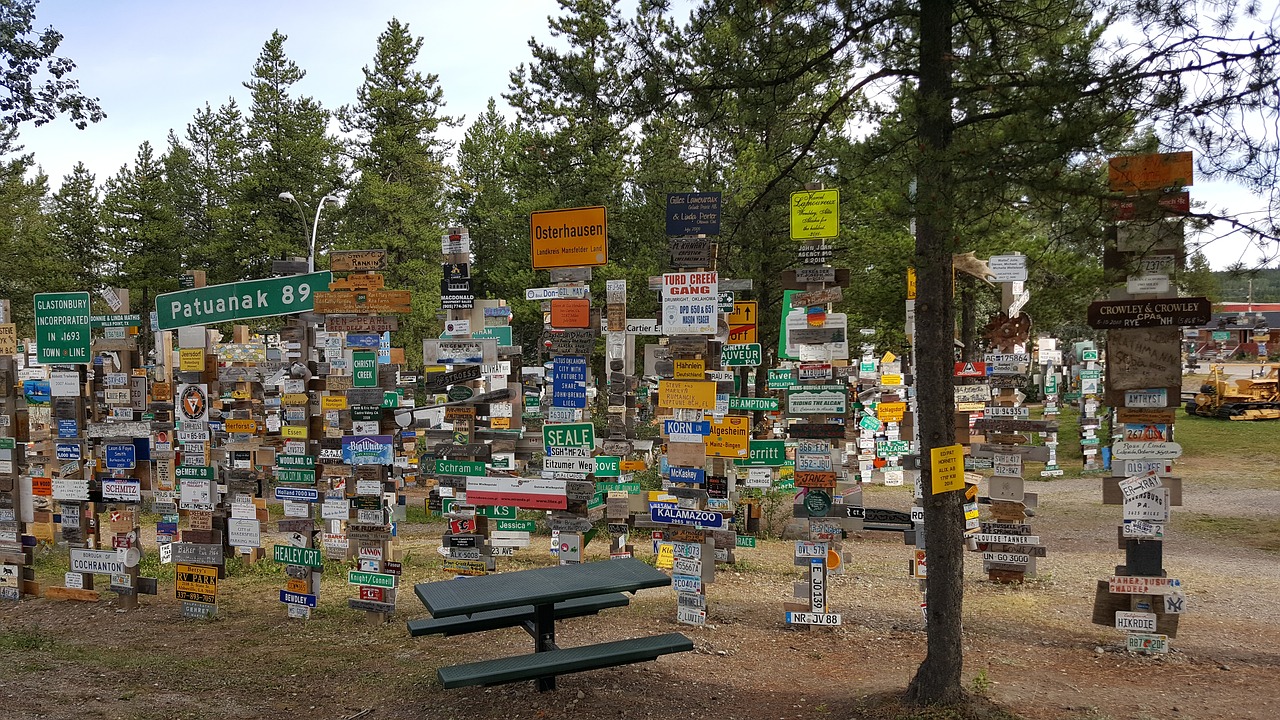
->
[4, 466, 1280, 720]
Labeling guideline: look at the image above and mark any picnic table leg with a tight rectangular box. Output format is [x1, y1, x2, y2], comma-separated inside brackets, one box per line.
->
[533, 602, 556, 691]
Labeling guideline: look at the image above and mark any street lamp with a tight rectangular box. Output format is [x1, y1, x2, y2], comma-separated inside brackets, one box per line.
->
[277, 191, 339, 273]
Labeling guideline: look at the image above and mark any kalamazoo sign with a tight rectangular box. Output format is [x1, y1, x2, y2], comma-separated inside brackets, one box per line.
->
[154, 272, 332, 330]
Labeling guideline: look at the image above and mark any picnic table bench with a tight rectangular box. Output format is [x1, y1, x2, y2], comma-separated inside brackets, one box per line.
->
[411, 557, 692, 691]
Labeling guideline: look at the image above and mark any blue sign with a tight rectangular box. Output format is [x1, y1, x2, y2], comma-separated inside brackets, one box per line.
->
[552, 356, 588, 409]
[650, 504, 725, 529]
[105, 443, 137, 470]
[23, 380, 50, 405]
[483, 306, 511, 317]
[665, 192, 722, 236]
[275, 486, 320, 502]
[668, 466, 706, 484]
[279, 589, 318, 607]
[157, 522, 178, 535]
[55, 443, 82, 460]
[57, 419, 78, 439]
[664, 420, 710, 436]
[346, 333, 381, 348]
[341, 435, 395, 466]
[378, 331, 391, 364]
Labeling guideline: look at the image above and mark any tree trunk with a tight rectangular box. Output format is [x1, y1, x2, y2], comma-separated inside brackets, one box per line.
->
[906, 0, 965, 705]
[960, 275, 978, 361]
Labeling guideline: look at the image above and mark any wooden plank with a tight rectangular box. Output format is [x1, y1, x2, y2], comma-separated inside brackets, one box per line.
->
[1106, 328, 1182, 390]
[44, 586, 101, 602]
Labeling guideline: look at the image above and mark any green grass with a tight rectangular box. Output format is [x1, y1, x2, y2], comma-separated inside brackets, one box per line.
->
[1175, 411, 1280, 464]
[1179, 513, 1280, 552]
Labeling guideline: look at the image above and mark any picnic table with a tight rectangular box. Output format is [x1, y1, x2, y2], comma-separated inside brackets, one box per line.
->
[410, 557, 692, 691]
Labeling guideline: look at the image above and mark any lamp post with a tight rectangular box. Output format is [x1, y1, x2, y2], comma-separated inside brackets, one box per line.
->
[277, 191, 339, 273]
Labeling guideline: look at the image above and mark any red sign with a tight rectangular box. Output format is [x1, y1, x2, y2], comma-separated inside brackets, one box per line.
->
[1109, 191, 1190, 221]
[954, 361, 987, 378]
[359, 586, 384, 602]
[448, 517, 476, 534]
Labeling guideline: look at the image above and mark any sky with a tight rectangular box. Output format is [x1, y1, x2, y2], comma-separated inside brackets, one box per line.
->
[13, 0, 1277, 275]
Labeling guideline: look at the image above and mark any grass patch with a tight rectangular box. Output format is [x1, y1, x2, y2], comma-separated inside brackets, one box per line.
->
[1175, 412, 1280, 464]
[1179, 513, 1280, 552]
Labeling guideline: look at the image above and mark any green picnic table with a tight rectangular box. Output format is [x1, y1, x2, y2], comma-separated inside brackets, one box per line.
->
[411, 557, 692, 691]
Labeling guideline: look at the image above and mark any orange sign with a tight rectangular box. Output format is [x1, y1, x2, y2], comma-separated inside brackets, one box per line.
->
[530, 206, 608, 269]
[31, 477, 52, 496]
[620, 460, 646, 472]
[1108, 152, 1193, 192]
[224, 419, 257, 434]
[549, 299, 592, 328]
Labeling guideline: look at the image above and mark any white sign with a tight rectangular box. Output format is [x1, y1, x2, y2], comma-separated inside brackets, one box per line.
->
[784, 311, 849, 360]
[443, 319, 470, 335]
[227, 518, 261, 548]
[1118, 470, 1163, 501]
[601, 317, 663, 335]
[102, 479, 141, 502]
[988, 254, 1027, 282]
[1123, 488, 1170, 522]
[524, 286, 588, 300]
[1124, 388, 1168, 408]
[1127, 633, 1169, 654]
[50, 371, 80, 397]
[51, 478, 90, 502]
[1115, 611, 1158, 633]
[1126, 274, 1171, 295]
[1111, 441, 1182, 460]
[662, 271, 718, 335]
[1108, 576, 1181, 594]
[982, 551, 1030, 565]
[70, 548, 125, 575]
[785, 611, 842, 626]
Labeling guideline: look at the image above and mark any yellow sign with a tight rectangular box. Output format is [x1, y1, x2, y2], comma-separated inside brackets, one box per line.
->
[930, 444, 964, 495]
[906, 267, 917, 301]
[175, 563, 218, 604]
[179, 348, 205, 372]
[281, 425, 308, 439]
[881, 351, 897, 364]
[881, 373, 903, 387]
[491, 417, 511, 429]
[321, 395, 348, 411]
[620, 460, 646, 472]
[877, 402, 907, 423]
[282, 393, 310, 406]
[673, 359, 704, 380]
[655, 543, 674, 570]
[1108, 152, 1193, 192]
[647, 491, 677, 504]
[0, 323, 16, 355]
[224, 419, 257, 434]
[789, 189, 840, 240]
[702, 414, 750, 458]
[529, 205, 608, 269]
[727, 301, 758, 344]
[658, 380, 717, 410]
[230, 389, 250, 400]
[286, 577, 310, 595]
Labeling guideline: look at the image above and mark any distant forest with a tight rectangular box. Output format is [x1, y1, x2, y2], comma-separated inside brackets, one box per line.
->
[1216, 269, 1280, 303]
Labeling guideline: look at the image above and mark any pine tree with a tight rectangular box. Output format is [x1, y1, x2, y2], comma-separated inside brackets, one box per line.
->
[338, 18, 457, 364]
[48, 161, 105, 291]
[0, 155, 54, 330]
[242, 31, 344, 279]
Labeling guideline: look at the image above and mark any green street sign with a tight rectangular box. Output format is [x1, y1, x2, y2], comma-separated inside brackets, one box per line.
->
[595, 456, 621, 477]
[477, 505, 517, 519]
[722, 343, 762, 367]
[597, 482, 640, 493]
[735, 535, 757, 548]
[447, 385, 473, 401]
[859, 414, 882, 432]
[276, 454, 315, 469]
[351, 404, 381, 421]
[275, 468, 316, 485]
[435, 459, 486, 476]
[767, 368, 797, 390]
[381, 390, 400, 409]
[543, 422, 594, 453]
[1212, 330, 1230, 341]
[0, 438, 14, 450]
[353, 350, 378, 387]
[273, 544, 323, 568]
[775, 478, 796, 491]
[730, 396, 778, 412]
[90, 314, 142, 328]
[34, 292, 92, 364]
[472, 326, 513, 345]
[745, 440, 786, 467]
[1081, 349, 1098, 361]
[348, 570, 395, 588]
[154, 272, 332, 331]
[495, 519, 537, 532]
[175, 465, 215, 481]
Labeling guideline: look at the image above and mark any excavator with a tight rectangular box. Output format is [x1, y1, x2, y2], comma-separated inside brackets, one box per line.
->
[1187, 365, 1280, 420]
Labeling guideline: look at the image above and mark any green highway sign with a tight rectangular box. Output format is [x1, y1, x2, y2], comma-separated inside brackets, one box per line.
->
[495, 519, 537, 532]
[353, 350, 378, 387]
[472, 326, 513, 345]
[34, 292, 92, 364]
[721, 343, 762, 367]
[435, 459, 486, 476]
[175, 465, 215, 481]
[348, 570, 396, 588]
[730, 396, 778, 412]
[735, 535, 757, 548]
[543, 422, 594, 453]
[477, 505, 517, 519]
[275, 468, 316, 485]
[276, 454, 315, 469]
[597, 482, 641, 493]
[273, 544, 323, 568]
[154, 272, 332, 330]
[768, 368, 797, 389]
[595, 456, 621, 477]
[745, 440, 787, 467]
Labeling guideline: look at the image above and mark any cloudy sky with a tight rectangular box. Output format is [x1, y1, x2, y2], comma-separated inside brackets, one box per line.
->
[15, 0, 1274, 272]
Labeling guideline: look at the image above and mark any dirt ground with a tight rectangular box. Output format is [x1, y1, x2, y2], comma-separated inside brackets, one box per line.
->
[4, 436, 1280, 720]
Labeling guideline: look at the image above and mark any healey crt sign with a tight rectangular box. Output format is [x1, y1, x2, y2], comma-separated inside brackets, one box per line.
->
[154, 272, 332, 330]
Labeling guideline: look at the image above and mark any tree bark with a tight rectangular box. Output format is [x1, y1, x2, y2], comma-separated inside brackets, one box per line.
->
[959, 275, 978, 362]
[906, 0, 965, 705]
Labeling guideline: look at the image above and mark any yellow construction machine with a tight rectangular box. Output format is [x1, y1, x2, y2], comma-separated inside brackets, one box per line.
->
[1187, 365, 1280, 420]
